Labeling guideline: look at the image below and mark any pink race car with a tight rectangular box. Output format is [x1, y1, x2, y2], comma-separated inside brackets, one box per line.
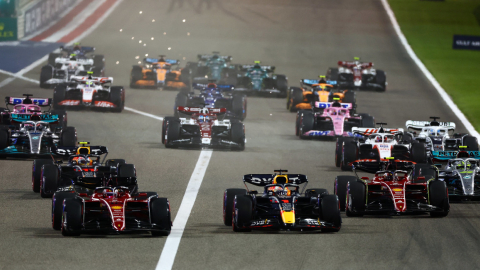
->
[296, 101, 375, 139]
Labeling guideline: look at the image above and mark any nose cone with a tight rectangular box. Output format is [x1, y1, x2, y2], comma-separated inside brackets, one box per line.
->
[281, 211, 295, 224]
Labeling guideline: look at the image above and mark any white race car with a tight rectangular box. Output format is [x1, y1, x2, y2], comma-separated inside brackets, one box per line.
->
[52, 75, 125, 112]
[336, 123, 428, 170]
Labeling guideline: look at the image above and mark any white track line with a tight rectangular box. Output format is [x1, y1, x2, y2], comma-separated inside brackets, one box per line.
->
[123, 107, 163, 121]
[156, 150, 213, 270]
[382, 0, 480, 139]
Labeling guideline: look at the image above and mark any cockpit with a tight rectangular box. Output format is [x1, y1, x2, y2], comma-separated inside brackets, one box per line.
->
[369, 134, 394, 143]
[13, 104, 41, 114]
[92, 187, 131, 199]
[448, 158, 479, 170]
[374, 170, 409, 181]
[421, 127, 448, 137]
[325, 108, 348, 116]
[21, 121, 48, 131]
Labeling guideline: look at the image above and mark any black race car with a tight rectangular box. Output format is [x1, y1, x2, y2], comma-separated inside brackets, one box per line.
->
[223, 170, 341, 232]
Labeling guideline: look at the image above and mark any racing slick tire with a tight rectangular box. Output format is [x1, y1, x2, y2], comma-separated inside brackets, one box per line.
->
[361, 115, 375, 128]
[32, 159, 54, 193]
[374, 70, 386, 92]
[429, 180, 449, 217]
[150, 198, 172, 236]
[327, 68, 339, 81]
[230, 122, 245, 151]
[232, 95, 246, 120]
[320, 195, 341, 232]
[233, 195, 252, 232]
[105, 159, 126, 167]
[0, 129, 8, 150]
[165, 119, 181, 148]
[289, 87, 304, 112]
[40, 164, 59, 198]
[343, 90, 355, 104]
[130, 66, 143, 88]
[346, 180, 365, 217]
[92, 66, 103, 77]
[402, 132, 415, 144]
[335, 137, 344, 167]
[53, 84, 67, 110]
[335, 175, 357, 211]
[50, 109, 67, 129]
[52, 191, 76, 230]
[305, 188, 329, 197]
[48, 53, 61, 66]
[223, 188, 247, 226]
[40, 65, 54, 88]
[341, 138, 357, 171]
[299, 111, 314, 139]
[463, 136, 479, 151]
[110, 86, 125, 112]
[60, 127, 76, 147]
[275, 75, 288, 98]
[61, 198, 82, 236]
[93, 55, 105, 69]
[295, 110, 308, 136]
[118, 164, 136, 178]
[162, 117, 177, 144]
[174, 93, 188, 116]
[411, 142, 427, 164]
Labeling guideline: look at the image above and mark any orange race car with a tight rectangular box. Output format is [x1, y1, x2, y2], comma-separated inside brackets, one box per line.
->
[130, 56, 190, 90]
[287, 76, 356, 112]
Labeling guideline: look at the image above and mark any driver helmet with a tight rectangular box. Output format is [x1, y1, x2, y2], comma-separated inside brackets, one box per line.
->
[267, 186, 289, 196]
[16, 106, 26, 113]
[198, 115, 205, 123]
[102, 188, 115, 198]
[73, 156, 93, 166]
[69, 54, 77, 61]
[253, 61, 261, 69]
[73, 42, 81, 51]
[86, 81, 94, 87]
[429, 128, 436, 136]
[375, 136, 382, 143]
[455, 161, 465, 170]
[384, 172, 394, 181]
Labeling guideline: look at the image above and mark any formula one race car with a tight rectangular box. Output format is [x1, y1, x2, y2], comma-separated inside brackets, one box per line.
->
[58, 186, 171, 237]
[223, 170, 341, 232]
[405, 117, 479, 161]
[130, 56, 189, 89]
[174, 82, 247, 120]
[234, 61, 288, 97]
[338, 123, 427, 170]
[162, 107, 245, 150]
[335, 158, 449, 217]
[40, 46, 105, 88]
[33, 143, 133, 198]
[47, 43, 104, 69]
[439, 156, 480, 201]
[0, 96, 76, 158]
[52, 74, 125, 112]
[326, 57, 386, 91]
[295, 100, 375, 139]
[287, 77, 356, 112]
[186, 52, 233, 84]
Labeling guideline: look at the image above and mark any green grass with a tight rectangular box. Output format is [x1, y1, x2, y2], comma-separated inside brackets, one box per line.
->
[389, 0, 480, 130]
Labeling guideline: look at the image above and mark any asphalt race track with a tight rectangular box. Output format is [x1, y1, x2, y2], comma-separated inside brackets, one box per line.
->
[1, 0, 480, 269]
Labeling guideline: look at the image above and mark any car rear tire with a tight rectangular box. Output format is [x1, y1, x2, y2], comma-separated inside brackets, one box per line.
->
[110, 86, 125, 112]
[53, 85, 67, 110]
[93, 55, 105, 69]
[0, 129, 8, 150]
[361, 115, 375, 128]
[275, 75, 288, 98]
[320, 195, 341, 232]
[335, 137, 344, 167]
[32, 159, 54, 193]
[233, 195, 252, 232]
[60, 127, 76, 147]
[165, 119, 181, 148]
[162, 117, 176, 144]
[105, 159, 126, 167]
[40, 66, 54, 88]
[232, 95, 246, 120]
[118, 164, 136, 178]
[223, 188, 247, 226]
[40, 164, 59, 198]
[151, 198, 172, 236]
[52, 191, 76, 230]
[411, 142, 427, 164]
[299, 111, 314, 139]
[305, 188, 329, 197]
[61, 198, 82, 236]
[289, 87, 304, 112]
[346, 180, 365, 217]
[230, 122, 245, 151]
[463, 136, 479, 151]
[429, 180, 449, 217]
[335, 175, 357, 211]
[341, 139, 357, 171]
[130, 66, 143, 88]
[375, 70, 386, 92]
[48, 53, 61, 66]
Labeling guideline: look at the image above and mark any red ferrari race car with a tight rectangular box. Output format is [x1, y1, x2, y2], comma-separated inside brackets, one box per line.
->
[334, 158, 449, 217]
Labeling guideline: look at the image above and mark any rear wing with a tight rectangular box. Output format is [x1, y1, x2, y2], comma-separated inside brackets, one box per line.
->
[144, 58, 179, 65]
[197, 54, 232, 62]
[176, 106, 227, 114]
[351, 159, 415, 173]
[338, 61, 372, 68]
[315, 102, 352, 109]
[351, 127, 403, 136]
[300, 79, 337, 87]
[60, 45, 95, 53]
[243, 174, 308, 186]
[5, 97, 51, 106]
[405, 120, 456, 130]
[192, 83, 234, 90]
[51, 146, 108, 156]
[241, 65, 275, 72]
[55, 57, 94, 65]
[10, 114, 59, 123]
[70, 76, 113, 84]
